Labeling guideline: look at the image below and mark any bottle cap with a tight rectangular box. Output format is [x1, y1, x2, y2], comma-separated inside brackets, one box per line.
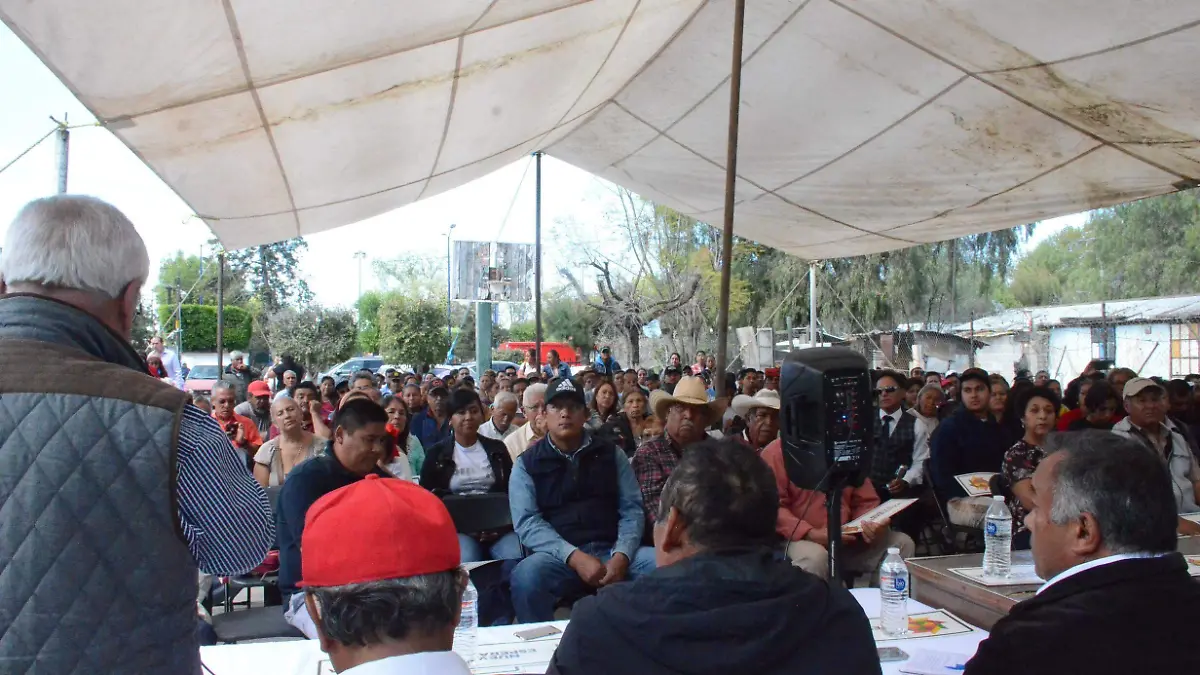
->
[993, 495, 1005, 501]
[887, 547, 900, 554]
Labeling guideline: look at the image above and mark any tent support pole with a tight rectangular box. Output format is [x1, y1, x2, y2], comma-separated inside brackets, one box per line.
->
[809, 261, 817, 347]
[714, 0, 746, 397]
[534, 151, 543, 373]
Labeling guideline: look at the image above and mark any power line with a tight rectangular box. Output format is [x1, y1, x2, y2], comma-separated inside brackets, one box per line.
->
[0, 128, 57, 178]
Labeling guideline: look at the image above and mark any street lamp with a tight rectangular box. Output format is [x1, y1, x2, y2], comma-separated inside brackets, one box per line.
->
[446, 224, 456, 363]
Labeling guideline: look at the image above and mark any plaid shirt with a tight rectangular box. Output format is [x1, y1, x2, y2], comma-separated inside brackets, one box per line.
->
[631, 433, 685, 528]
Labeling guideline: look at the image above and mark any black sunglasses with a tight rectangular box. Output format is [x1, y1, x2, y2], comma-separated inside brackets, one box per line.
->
[873, 386, 900, 395]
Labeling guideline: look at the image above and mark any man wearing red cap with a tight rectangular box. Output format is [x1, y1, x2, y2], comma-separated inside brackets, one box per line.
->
[277, 398, 393, 637]
[763, 367, 780, 392]
[301, 474, 470, 674]
[235, 380, 274, 437]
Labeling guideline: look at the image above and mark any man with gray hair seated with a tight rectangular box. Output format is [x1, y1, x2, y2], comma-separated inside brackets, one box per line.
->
[479, 391, 520, 441]
[506, 383, 548, 462]
[300, 474, 470, 674]
[964, 431, 1200, 674]
[0, 195, 274, 673]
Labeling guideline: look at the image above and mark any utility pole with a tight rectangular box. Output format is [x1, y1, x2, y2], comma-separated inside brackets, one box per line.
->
[51, 114, 69, 193]
[174, 274, 184, 357]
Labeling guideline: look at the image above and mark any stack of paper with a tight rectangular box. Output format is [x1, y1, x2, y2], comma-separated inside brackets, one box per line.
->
[949, 565, 1044, 586]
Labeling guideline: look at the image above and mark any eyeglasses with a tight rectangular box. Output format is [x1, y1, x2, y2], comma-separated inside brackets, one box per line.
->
[874, 386, 900, 395]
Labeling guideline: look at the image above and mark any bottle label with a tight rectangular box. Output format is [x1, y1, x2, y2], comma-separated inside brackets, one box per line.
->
[893, 577, 906, 592]
[985, 521, 997, 536]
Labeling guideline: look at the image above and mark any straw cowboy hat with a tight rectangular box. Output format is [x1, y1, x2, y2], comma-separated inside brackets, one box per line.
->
[652, 376, 728, 421]
[731, 389, 781, 418]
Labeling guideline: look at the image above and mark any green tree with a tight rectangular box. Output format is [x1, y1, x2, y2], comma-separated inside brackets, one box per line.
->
[373, 253, 446, 300]
[257, 305, 357, 373]
[1005, 190, 1200, 305]
[226, 239, 314, 310]
[543, 295, 602, 355]
[506, 321, 537, 342]
[356, 290, 384, 354]
[131, 298, 157, 352]
[156, 305, 253, 351]
[155, 251, 250, 307]
[378, 294, 451, 368]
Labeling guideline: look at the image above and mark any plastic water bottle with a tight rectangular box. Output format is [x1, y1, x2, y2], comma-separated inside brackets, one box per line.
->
[453, 578, 478, 663]
[879, 547, 909, 637]
[983, 495, 1013, 578]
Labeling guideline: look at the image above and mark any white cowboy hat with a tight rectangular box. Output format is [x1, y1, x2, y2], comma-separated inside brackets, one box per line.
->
[652, 376, 728, 421]
[732, 389, 781, 418]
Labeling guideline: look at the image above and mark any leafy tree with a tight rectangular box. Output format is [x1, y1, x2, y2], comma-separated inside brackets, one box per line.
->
[506, 321, 537, 342]
[155, 251, 250, 307]
[257, 305, 357, 374]
[378, 294, 450, 369]
[373, 253, 447, 300]
[356, 290, 384, 354]
[156, 304, 253, 351]
[1006, 190, 1200, 305]
[131, 298, 157, 352]
[543, 295, 602, 355]
[226, 239, 314, 310]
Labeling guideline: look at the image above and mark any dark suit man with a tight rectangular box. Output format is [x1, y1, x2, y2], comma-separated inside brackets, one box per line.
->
[965, 431, 1200, 675]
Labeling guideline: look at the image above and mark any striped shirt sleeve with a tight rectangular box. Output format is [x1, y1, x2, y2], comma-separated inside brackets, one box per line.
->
[176, 405, 275, 575]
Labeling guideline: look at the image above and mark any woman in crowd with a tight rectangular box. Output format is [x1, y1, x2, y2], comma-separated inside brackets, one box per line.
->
[1065, 380, 1119, 431]
[318, 376, 338, 420]
[603, 387, 651, 457]
[253, 397, 325, 488]
[147, 354, 167, 379]
[382, 394, 425, 478]
[1002, 386, 1059, 550]
[908, 384, 944, 474]
[587, 380, 621, 431]
[420, 389, 520, 563]
[905, 377, 923, 409]
[989, 375, 1010, 426]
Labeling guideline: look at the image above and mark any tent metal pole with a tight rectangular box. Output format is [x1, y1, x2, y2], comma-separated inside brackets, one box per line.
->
[714, 0, 746, 397]
[534, 151, 543, 372]
[216, 251, 225, 382]
[809, 261, 817, 347]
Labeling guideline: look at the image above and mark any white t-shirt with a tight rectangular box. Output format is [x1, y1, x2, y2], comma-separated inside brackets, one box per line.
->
[449, 440, 495, 494]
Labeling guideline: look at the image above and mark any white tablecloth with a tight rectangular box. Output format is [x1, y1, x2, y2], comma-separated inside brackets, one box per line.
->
[200, 592, 988, 675]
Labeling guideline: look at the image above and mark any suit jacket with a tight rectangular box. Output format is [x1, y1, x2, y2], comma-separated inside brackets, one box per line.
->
[869, 409, 915, 499]
[965, 554, 1200, 675]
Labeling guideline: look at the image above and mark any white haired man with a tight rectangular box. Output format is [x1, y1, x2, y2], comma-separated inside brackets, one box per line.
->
[225, 350, 261, 403]
[506, 383, 548, 462]
[480, 391, 520, 441]
[0, 195, 274, 673]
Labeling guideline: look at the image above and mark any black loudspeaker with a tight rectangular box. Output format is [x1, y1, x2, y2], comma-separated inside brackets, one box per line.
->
[779, 346, 874, 491]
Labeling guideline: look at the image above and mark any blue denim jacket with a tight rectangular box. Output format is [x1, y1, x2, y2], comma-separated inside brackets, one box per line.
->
[509, 433, 644, 563]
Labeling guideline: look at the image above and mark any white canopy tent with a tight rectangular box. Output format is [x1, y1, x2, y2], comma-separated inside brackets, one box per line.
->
[4, 0, 1199, 257]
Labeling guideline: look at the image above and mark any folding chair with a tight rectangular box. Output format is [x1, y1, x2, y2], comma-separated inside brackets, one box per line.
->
[210, 606, 303, 643]
[927, 461, 984, 554]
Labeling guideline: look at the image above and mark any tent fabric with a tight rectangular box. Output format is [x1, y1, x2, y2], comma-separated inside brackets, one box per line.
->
[4, 0, 1200, 256]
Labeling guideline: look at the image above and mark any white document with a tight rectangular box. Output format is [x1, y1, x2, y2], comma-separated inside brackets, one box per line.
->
[953, 473, 996, 497]
[898, 649, 972, 674]
[949, 564, 1044, 586]
[843, 498, 918, 534]
[1181, 513, 1200, 524]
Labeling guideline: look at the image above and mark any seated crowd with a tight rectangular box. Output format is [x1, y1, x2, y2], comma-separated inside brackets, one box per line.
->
[195, 344, 1200, 672]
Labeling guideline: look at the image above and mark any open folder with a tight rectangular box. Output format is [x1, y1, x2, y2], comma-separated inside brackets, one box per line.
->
[842, 498, 919, 534]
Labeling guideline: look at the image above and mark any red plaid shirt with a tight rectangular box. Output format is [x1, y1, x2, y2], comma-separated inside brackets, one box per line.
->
[631, 433, 685, 528]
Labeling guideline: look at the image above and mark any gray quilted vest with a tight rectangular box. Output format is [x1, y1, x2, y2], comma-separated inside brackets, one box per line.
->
[0, 295, 198, 674]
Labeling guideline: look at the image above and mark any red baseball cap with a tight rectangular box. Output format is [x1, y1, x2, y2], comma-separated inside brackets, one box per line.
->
[299, 475, 460, 588]
[248, 381, 271, 397]
[765, 367, 780, 378]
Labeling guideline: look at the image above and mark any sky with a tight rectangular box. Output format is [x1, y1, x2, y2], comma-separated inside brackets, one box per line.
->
[1, 22, 1087, 313]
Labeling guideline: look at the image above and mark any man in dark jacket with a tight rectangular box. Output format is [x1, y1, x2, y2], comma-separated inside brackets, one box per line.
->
[548, 438, 879, 675]
[965, 432, 1200, 674]
[929, 368, 1008, 527]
